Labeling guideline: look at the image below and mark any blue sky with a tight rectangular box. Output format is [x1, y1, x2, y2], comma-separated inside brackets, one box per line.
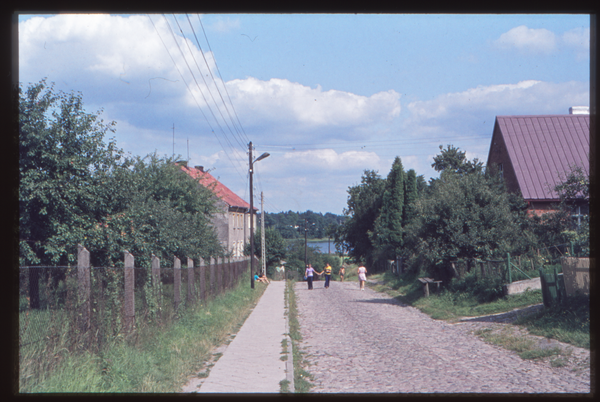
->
[18, 13, 590, 215]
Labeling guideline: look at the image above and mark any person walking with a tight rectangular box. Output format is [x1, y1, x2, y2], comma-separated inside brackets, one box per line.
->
[322, 263, 332, 288]
[357, 265, 367, 290]
[305, 264, 316, 290]
[339, 266, 345, 282]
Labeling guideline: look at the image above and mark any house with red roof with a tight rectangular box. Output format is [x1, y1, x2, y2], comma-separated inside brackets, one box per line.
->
[486, 108, 589, 218]
[180, 163, 256, 257]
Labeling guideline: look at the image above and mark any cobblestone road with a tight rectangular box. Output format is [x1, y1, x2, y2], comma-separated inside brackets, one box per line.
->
[294, 280, 591, 394]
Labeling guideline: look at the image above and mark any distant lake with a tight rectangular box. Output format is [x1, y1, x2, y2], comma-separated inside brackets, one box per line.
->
[308, 241, 337, 254]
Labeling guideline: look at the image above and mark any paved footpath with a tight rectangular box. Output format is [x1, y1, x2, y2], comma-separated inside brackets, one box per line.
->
[294, 280, 591, 394]
[190, 281, 291, 393]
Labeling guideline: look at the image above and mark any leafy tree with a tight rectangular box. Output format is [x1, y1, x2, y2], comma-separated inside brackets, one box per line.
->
[19, 80, 222, 307]
[370, 157, 405, 260]
[84, 155, 221, 267]
[339, 170, 385, 265]
[19, 79, 129, 308]
[19, 79, 127, 266]
[532, 165, 590, 256]
[431, 144, 483, 177]
[406, 163, 525, 283]
[245, 227, 287, 276]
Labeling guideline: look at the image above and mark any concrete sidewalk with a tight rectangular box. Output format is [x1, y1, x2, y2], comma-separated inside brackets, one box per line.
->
[191, 280, 292, 394]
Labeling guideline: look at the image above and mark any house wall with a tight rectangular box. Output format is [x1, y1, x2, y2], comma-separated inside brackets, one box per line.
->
[210, 199, 231, 253]
[487, 124, 521, 194]
[228, 208, 251, 257]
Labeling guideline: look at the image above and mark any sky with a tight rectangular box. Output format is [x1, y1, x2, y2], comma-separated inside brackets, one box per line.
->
[17, 13, 590, 215]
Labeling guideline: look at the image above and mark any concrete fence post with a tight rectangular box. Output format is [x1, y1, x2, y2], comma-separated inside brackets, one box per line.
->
[123, 250, 135, 333]
[151, 254, 161, 319]
[227, 255, 232, 290]
[210, 257, 216, 297]
[77, 245, 91, 335]
[219, 256, 225, 292]
[174, 256, 181, 311]
[199, 258, 206, 301]
[187, 257, 195, 304]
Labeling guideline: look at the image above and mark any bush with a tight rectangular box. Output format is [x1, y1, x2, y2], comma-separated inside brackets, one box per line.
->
[448, 272, 505, 303]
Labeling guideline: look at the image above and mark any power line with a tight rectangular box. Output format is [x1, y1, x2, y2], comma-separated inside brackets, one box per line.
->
[172, 14, 247, 154]
[148, 14, 247, 183]
[189, 14, 250, 148]
[258, 135, 490, 152]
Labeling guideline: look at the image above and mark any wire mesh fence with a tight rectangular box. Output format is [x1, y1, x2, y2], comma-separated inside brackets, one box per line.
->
[19, 248, 253, 388]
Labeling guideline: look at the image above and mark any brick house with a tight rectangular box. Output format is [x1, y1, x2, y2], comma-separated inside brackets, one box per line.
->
[486, 109, 589, 218]
[180, 164, 256, 257]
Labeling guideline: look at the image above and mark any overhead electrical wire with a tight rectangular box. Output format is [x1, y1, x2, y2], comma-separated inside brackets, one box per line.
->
[259, 134, 490, 152]
[188, 13, 250, 148]
[172, 14, 246, 153]
[147, 14, 247, 183]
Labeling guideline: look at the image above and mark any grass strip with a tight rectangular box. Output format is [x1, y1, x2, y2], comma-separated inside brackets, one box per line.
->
[513, 294, 590, 349]
[369, 271, 589, 351]
[367, 272, 543, 321]
[285, 279, 314, 393]
[21, 275, 267, 393]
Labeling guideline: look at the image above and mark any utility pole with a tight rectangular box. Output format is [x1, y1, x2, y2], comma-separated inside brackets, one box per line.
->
[248, 141, 270, 289]
[261, 192, 266, 276]
[249, 142, 254, 289]
[172, 123, 175, 160]
[304, 219, 308, 268]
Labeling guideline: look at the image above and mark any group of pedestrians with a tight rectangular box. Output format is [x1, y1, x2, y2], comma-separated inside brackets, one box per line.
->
[305, 263, 367, 290]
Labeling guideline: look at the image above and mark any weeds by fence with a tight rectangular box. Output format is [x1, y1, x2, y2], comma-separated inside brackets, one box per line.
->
[19, 245, 254, 391]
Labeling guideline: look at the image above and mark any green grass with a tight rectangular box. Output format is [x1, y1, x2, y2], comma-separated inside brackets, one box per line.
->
[513, 294, 590, 349]
[369, 270, 589, 350]
[368, 271, 542, 321]
[20, 274, 267, 393]
[285, 279, 314, 393]
[475, 327, 565, 360]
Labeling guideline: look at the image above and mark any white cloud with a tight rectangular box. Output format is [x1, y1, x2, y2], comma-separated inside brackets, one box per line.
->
[210, 17, 241, 33]
[562, 27, 590, 60]
[403, 80, 589, 180]
[494, 25, 557, 54]
[224, 77, 401, 128]
[281, 149, 381, 172]
[406, 80, 588, 123]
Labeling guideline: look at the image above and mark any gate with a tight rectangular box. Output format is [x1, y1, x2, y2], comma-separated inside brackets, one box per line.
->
[538, 265, 566, 307]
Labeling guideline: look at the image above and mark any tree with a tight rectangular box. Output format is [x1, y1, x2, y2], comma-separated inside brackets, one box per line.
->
[403, 169, 419, 229]
[19, 80, 222, 308]
[19, 79, 129, 308]
[431, 144, 483, 177]
[246, 228, 287, 276]
[407, 161, 525, 283]
[339, 170, 385, 265]
[538, 165, 590, 256]
[19, 79, 127, 267]
[370, 157, 405, 260]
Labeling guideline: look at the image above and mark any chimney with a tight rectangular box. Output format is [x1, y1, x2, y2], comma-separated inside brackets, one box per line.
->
[195, 166, 204, 172]
[569, 106, 589, 115]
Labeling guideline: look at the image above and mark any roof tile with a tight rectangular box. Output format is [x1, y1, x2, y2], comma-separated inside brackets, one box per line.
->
[181, 166, 254, 210]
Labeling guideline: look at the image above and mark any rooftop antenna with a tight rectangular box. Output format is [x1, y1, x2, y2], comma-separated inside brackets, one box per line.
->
[187, 137, 189, 163]
[172, 123, 175, 160]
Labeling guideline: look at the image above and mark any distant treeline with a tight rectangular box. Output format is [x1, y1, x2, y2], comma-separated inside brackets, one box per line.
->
[262, 210, 347, 239]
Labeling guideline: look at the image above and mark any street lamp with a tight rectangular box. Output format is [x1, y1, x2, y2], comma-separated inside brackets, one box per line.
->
[249, 141, 270, 289]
